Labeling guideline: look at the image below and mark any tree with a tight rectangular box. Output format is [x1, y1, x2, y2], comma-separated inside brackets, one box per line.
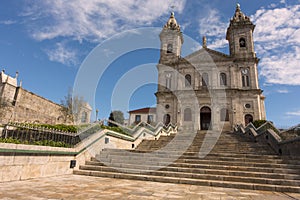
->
[61, 88, 86, 124]
[108, 110, 124, 126]
[108, 112, 116, 127]
[112, 110, 125, 125]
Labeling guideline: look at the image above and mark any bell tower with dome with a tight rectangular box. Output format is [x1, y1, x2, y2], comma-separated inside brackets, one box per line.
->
[226, 4, 256, 59]
[159, 12, 184, 65]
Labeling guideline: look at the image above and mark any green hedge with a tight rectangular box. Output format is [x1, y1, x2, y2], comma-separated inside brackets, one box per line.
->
[14, 123, 78, 133]
[0, 137, 71, 148]
[101, 125, 131, 136]
[252, 120, 267, 128]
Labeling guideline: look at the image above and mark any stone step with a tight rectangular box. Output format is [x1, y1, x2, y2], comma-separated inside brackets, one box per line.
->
[173, 158, 300, 168]
[100, 150, 281, 159]
[79, 164, 300, 186]
[87, 159, 300, 176]
[73, 169, 300, 193]
[136, 144, 272, 149]
[94, 156, 300, 175]
[96, 153, 290, 165]
[136, 148, 275, 154]
[98, 153, 282, 164]
[94, 158, 300, 174]
[102, 148, 277, 156]
[90, 156, 300, 170]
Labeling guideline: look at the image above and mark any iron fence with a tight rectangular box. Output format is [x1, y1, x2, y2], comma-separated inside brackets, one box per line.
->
[1, 122, 103, 147]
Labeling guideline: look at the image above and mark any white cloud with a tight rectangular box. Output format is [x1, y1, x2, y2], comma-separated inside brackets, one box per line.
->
[280, 0, 286, 4]
[45, 42, 78, 66]
[23, 0, 186, 65]
[198, 9, 228, 49]
[195, 3, 300, 86]
[286, 110, 300, 116]
[0, 20, 16, 25]
[276, 89, 289, 93]
[252, 4, 300, 85]
[24, 0, 186, 42]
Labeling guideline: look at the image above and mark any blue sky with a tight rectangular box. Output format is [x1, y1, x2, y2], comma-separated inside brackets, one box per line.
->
[0, 0, 299, 128]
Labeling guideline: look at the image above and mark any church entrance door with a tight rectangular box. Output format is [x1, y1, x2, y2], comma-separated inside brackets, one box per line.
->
[200, 106, 211, 130]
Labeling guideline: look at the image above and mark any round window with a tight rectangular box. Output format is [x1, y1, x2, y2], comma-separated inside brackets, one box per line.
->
[245, 104, 251, 109]
[165, 104, 170, 109]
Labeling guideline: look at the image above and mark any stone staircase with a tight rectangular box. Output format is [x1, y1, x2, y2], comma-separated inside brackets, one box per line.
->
[74, 131, 300, 192]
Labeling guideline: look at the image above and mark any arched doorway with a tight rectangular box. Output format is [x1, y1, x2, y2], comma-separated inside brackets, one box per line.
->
[163, 114, 171, 126]
[245, 114, 253, 125]
[200, 106, 211, 130]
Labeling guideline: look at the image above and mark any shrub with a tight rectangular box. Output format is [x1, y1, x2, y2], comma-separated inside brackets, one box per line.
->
[252, 120, 267, 128]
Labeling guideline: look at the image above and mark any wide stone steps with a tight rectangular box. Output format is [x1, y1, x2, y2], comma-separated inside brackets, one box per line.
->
[91, 155, 300, 169]
[74, 131, 300, 192]
[87, 159, 300, 177]
[97, 152, 291, 165]
[73, 169, 300, 193]
[78, 164, 300, 186]
[94, 157, 300, 175]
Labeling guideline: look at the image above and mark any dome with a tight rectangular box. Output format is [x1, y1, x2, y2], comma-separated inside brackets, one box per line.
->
[164, 12, 180, 31]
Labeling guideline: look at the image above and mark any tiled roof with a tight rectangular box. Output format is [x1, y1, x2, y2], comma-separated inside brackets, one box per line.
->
[129, 107, 156, 114]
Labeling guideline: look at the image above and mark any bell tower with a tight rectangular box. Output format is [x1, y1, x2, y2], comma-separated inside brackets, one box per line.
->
[159, 12, 183, 64]
[226, 4, 256, 59]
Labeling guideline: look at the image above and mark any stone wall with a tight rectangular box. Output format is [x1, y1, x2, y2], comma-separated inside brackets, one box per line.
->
[0, 71, 92, 125]
[0, 87, 70, 124]
[0, 143, 75, 182]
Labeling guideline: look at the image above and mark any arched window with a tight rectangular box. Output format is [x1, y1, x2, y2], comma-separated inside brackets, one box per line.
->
[81, 112, 88, 123]
[220, 73, 227, 86]
[245, 114, 253, 125]
[242, 74, 250, 87]
[167, 44, 173, 53]
[185, 74, 192, 87]
[184, 108, 192, 121]
[239, 38, 246, 48]
[202, 73, 209, 87]
[163, 114, 171, 126]
[220, 108, 229, 122]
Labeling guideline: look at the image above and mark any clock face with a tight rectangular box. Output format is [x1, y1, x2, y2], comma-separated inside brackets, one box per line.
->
[242, 68, 248, 75]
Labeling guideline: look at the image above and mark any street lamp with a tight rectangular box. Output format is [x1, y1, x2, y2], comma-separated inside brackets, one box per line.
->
[95, 109, 99, 121]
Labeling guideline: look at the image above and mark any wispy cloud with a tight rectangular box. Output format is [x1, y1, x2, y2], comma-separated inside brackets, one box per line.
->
[277, 89, 289, 93]
[23, 0, 186, 65]
[24, 0, 186, 42]
[0, 20, 16, 25]
[286, 110, 300, 116]
[198, 9, 228, 49]
[44, 42, 78, 66]
[195, 3, 300, 86]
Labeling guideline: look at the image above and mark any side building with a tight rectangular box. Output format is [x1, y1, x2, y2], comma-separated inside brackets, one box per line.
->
[128, 107, 156, 126]
[0, 70, 91, 125]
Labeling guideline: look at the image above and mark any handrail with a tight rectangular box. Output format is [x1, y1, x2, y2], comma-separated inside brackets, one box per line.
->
[234, 121, 300, 156]
[104, 119, 177, 136]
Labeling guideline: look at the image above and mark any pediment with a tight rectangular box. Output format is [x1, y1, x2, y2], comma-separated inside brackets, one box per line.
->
[184, 48, 232, 64]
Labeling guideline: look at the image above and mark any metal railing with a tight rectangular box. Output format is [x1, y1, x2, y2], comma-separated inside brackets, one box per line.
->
[0, 120, 177, 148]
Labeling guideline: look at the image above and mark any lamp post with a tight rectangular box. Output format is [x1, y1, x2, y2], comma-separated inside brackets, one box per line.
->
[95, 109, 99, 122]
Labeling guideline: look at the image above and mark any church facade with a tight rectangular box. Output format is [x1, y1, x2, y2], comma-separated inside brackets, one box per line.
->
[155, 4, 266, 131]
